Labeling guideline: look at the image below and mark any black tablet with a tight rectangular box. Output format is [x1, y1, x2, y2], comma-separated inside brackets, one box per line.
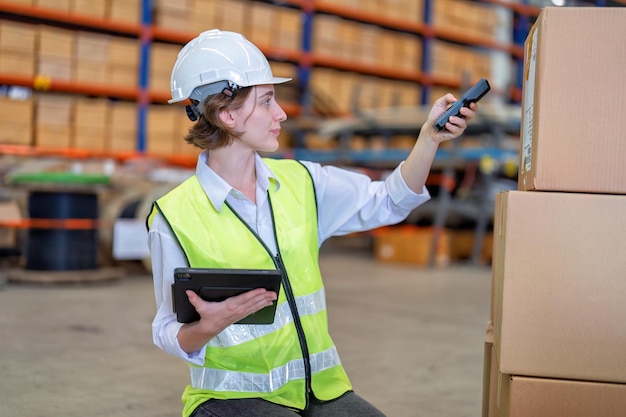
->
[172, 267, 282, 324]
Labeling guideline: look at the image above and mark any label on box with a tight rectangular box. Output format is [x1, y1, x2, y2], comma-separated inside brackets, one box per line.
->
[521, 27, 538, 174]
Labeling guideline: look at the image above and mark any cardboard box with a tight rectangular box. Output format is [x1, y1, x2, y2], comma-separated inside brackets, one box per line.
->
[0, 21, 36, 53]
[75, 31, 110, 62]
[35, 94, 74, 126]
[35, 0, 70, 11]
[0, 200, 23, 248]
[146, 105, 178, 155]
[0, 97, 34, 145]
[274, 7, 301, 51]
[0, 50, 35, 77]
[494, 375, 626, 417]
[249, 2, 275, 47]
[37, 56, 72, 80]
[107, 129, 136, 153]
[73, 98, 108, 151]
[216, 0, 246, 35]
[518, 7, 626, 194]
[493, 190, 626, 383]
[107, 65, 137, 87]
[74, 97, 108, 129]
[70, 0, 106, 18]
[71, 126, 106, 152]
[372, 225, 450, 267]
[37, 26, 75, 59]
[35, 125, 72, 149]
[448, 229, 493, 264]
[0, 122, 33, 145]
[109, 101, 136, 127]
[108, 37, 139, 66]
[106, 101, 136, 152]
[75, 60, 107, 84]
[107, 0, 140, 23]
[0, 97, 34, 124]
[74, 127, 106, 151]
[154, 11, 190, 32]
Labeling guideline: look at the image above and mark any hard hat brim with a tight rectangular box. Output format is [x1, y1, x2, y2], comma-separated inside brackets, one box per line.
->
[168, 76, 292, 104]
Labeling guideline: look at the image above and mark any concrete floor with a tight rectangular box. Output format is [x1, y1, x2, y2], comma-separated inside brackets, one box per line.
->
[0, 242, 491, 417]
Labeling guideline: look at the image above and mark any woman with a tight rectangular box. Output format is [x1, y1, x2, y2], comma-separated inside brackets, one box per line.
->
[148, 29, 478, 417]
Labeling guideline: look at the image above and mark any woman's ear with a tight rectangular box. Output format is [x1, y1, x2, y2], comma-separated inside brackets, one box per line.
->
[218, 109, 236, 128]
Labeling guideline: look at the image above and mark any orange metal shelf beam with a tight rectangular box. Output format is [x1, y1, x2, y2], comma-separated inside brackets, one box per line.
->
[0, 74, 140, 100]
[0, 218, 99, 230]
[0, 144, 200, 169]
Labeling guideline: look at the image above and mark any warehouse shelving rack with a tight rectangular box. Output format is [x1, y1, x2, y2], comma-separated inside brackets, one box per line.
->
[1, 0, 620, 165]
[0, 0, 539, 159]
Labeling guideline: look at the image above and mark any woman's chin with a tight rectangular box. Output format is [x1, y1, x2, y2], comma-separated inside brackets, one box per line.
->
[258, 142, 280, 153]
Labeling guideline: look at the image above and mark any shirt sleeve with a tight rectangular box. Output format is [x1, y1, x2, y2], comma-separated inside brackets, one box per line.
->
[148, 213, 206, 366]
[300, 160, 431, 244]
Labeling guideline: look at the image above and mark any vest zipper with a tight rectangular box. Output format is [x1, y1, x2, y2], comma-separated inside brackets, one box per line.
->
[225, 199, 312, 409]
[274, 251, 312, 409]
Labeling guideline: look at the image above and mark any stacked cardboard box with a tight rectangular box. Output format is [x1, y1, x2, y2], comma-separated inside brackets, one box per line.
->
[273, 7, 301, 52]
[70, 0, 107, 18]
[484, 8, 626, 417]
[372, 225, 451, 267]
[189, 0, 220, 35]
[107, 37, 139, 88]
[0, 20, 36, 77]
[312, 15, 422, 76]
[73, 97, 109, 150]
[35, 93, 74, 149]
[74, 31, 111, 85]
[0, 95, 33, 146]
[106, 0, 140, 24]
[216, 0, 247, 35]
[149, 42, 180, 92]
[106, 101, 137, 153]
[433, 0, 498, 40]
[153, 0, 191, 32]
[37, 25, 74, 81]
[34, 0, 70, 11]
[146, 104, 179, 156]
[309, 68, 422, 115]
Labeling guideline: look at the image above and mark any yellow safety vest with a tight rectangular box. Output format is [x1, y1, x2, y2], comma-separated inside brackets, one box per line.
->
[147, 158, 352, 417]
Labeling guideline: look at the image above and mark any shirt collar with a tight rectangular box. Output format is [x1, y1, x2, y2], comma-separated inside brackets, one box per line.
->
[195, 150, 281, 212]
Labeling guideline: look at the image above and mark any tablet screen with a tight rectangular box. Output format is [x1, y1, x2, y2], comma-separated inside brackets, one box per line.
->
[172, 267, 282, 324]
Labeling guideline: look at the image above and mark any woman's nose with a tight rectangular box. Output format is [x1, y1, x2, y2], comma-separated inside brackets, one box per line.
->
[275, 105, 287, 122]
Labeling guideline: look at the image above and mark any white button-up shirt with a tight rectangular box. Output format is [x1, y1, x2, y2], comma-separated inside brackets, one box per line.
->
[149, 151, 430, 365]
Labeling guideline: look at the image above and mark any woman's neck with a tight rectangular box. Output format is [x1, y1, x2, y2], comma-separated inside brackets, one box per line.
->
[207, 147, 257, 203]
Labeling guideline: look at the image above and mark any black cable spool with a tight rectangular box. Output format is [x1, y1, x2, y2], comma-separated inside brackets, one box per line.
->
[10, 172, 111, 271]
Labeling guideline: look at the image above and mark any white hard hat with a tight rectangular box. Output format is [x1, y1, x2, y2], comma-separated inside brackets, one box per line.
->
[169, 29, 291, 104]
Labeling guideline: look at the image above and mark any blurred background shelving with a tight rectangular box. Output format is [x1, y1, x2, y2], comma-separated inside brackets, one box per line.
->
[0, 0, 623, 269]
[0, 0, 542, 160]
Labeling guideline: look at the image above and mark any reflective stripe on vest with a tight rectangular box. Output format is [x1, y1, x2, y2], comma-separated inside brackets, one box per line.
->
[208, 288, 326, 348]
[190, 345, 341, 392]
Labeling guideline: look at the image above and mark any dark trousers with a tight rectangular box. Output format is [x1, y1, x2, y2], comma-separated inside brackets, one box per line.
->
[190, 391, 387, 417]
